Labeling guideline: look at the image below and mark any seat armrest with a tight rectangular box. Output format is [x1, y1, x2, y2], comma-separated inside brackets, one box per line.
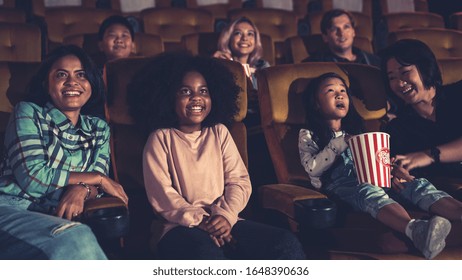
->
[259, 183, 326, 219]
[84, 196, 127, 213]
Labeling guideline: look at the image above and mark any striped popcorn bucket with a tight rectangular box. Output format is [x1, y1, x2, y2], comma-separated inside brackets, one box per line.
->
[347, 132, 391, 188]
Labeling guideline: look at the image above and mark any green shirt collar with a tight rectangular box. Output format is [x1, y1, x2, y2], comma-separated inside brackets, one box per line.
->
[44, 102, 92, 135]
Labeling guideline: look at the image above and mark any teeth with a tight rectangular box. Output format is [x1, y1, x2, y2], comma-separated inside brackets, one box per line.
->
[401, 86, 413, 95]
[63, 91, 81, 96]
[189, 105, 203, 112]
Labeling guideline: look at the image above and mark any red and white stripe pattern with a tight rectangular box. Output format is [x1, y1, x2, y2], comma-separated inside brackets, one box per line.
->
[348, 132, 391, 188]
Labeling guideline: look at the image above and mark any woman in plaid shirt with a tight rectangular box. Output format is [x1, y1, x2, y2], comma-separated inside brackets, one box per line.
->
[0, 45, 128, 259]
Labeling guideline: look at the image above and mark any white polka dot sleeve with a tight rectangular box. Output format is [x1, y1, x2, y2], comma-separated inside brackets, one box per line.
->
[298, 129, 348, 188]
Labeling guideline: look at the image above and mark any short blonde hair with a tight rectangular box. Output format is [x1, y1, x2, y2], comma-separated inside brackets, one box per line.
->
[217, 17, 264, 67]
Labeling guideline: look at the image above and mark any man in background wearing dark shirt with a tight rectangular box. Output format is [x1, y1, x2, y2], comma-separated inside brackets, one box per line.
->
[302, 9, 380, 68]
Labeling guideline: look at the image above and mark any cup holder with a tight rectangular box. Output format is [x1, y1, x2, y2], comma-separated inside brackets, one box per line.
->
[83, 207, 130, 239]
[294, 198, 337, 229]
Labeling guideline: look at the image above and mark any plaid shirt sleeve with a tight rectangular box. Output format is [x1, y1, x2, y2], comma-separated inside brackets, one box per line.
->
[5, 102, 69, 196]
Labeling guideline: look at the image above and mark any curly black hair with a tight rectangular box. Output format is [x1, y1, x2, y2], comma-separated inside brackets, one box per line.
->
[25, 45, 106, 118]
[127, 52, 241, 134]
[303, 72, 364, 150]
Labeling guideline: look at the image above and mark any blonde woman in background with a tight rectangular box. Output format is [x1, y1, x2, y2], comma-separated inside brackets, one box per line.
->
[213, 16, 270, 89]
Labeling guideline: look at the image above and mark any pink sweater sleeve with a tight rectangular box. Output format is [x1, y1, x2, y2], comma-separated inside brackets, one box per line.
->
[142, 131, 208, 227]
[210, 125, 252, 226]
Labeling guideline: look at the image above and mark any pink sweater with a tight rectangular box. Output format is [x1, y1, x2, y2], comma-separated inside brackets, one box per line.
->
[142, 124, 251, 237]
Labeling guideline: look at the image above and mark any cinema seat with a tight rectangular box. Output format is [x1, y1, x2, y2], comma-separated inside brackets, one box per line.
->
[44, 7, 118, 51]
[388, 28, 462, 59]
[382, 12, 444, 34]
[140, 7, 214, 52]
[0, 22, 41, 62]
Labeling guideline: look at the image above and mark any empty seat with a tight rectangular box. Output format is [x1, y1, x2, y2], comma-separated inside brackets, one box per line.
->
[450, 12, 462, 31]
[438, 58, 462, 86]
[0, 22, 41, 62]
[388, 28, 462, 59]
[185, 0, 242, 22]
[379, 0, 428, 15]
[44, 7, 118, 51]
[308, 0, 373, 17]
[110, 0, 171, 16]
[383, 12, 445, 34]
[254, 0, 310, 19]
[140, 7, 214, 51]
[31, 0, 97, 18]
[0, 7, 26, 23]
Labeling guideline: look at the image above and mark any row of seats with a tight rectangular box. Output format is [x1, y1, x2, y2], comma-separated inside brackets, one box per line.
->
[0, 1, 460, 52]
[0, 0, 433, 21]
[3, 20, 462, 71]
[2, 55, 462, 259]
[0, 3, 460, 61]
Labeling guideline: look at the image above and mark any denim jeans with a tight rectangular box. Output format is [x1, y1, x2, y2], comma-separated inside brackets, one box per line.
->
[0, 194, 107, 260]
[157, 220, 306, 260]
[323, 149, 450, 218]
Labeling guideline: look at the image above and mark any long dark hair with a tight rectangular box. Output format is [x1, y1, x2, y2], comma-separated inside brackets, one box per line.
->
[303, 72, 363, 149]
[26, 45, 105, 117]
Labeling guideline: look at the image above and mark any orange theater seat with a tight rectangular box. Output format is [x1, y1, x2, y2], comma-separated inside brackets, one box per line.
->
[382, 12, 444, 34]
[388, 28, 462, 59]
[44, 7, 118, 51]
[0, 22, 41, 62]
[140, 7, 214, 52]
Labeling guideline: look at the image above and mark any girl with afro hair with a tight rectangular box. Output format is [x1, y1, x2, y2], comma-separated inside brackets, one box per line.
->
[128, 52, 305, 260]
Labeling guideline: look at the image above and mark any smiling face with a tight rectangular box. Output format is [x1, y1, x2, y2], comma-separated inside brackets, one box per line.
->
[386, 58, 435, 105]
[99, 23, 135, 61]
[229, 21, 256, 63]
[316, 77, 349, 121]
[175, 71, 212, 133]
[323, 14, 355, 54]
[48, 55, 91, 120]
